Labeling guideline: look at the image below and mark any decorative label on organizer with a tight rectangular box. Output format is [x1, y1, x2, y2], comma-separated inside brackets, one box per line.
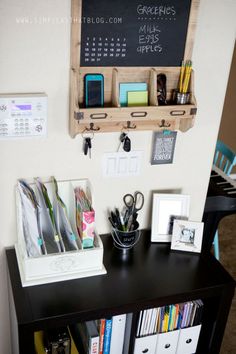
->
[151, 131, 177, 165]
[80, 0, 192, 66]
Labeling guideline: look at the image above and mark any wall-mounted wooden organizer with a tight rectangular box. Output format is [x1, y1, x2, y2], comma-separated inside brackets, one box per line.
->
[69, 0, 200, 137]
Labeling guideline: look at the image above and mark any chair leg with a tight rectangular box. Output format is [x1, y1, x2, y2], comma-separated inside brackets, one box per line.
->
[213, 231, 220, 260]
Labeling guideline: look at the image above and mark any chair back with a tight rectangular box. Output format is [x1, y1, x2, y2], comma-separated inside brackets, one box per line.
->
[214, 140, 236, 175]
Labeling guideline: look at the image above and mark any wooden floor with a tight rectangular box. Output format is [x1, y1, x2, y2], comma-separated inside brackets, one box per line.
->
[218, 214, 236, 354]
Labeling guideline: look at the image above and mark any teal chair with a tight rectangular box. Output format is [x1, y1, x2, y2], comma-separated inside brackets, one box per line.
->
[212, 140, 236, 260]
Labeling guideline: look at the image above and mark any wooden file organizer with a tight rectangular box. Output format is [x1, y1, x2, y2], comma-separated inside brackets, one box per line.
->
[69, 0, 200, 137]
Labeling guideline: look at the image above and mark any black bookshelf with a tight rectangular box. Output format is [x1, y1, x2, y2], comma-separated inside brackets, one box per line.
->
[6, 230, 235, 354]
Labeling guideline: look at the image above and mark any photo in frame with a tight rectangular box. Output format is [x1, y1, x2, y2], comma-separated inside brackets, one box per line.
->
[171, 220, 204, 253]
[151, 194, 190, 242]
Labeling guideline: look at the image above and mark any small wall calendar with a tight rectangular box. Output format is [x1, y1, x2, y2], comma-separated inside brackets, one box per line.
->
[83, 36, 127, 64]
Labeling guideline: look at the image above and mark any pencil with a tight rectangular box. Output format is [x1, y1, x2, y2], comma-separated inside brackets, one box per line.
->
[183, 60, 192, 93]
[179, 60, 185, 93]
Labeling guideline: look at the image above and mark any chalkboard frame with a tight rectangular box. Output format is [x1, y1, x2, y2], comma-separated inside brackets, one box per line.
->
[69, 0, 200, 137]
[70, 0, 200, 69]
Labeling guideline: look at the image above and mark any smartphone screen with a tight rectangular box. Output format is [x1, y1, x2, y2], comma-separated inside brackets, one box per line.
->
[87, 80, 102, 107]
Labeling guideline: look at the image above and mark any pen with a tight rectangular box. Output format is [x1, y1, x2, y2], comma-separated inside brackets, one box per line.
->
[115, 208, 125, 231]
[111, 211, 118, 225]
[108, 216, 117, 229]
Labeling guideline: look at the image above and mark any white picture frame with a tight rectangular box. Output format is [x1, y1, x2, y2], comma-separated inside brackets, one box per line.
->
[151, 194, 190, 242]
[171, 220, 204, 253]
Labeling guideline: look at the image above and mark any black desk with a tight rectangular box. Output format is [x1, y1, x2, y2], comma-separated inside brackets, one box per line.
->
[6, 231, 235, 354]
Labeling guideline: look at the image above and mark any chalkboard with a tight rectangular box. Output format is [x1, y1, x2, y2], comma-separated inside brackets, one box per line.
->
[80, 0, 192, 67]
[151, 131, 177, 165]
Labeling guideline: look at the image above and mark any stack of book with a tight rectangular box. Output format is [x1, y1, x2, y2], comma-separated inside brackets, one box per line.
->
[136, 300, 203, 337]
[70, 313, 131, 354]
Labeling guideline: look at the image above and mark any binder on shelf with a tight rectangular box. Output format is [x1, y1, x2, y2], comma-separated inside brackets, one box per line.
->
[103, 318, 113, 354]
[155, 330, 180, 354]
[134, 334, 157, 354]
[98, 319, 106, 354]
[110, 314, 127, 354]
[176, 324, 202, 354]
[123, 313, 133, 354]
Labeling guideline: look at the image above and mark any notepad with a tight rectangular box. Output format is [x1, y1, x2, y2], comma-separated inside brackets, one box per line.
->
[119, 83, 147, 107]
[127, 91, 148, 107]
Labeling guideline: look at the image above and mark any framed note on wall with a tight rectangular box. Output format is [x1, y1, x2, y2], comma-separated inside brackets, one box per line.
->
[80, 0, 194, 66]
[151, 131, 177, 165]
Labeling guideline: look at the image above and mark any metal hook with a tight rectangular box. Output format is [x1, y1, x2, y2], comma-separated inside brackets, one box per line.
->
[84, 123, 100, 132]
[123, 121, 136, 130]
[159, 119, 171, 128]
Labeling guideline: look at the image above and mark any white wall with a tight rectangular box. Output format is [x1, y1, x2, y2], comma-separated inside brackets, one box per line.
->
[0, 0, 235, 353]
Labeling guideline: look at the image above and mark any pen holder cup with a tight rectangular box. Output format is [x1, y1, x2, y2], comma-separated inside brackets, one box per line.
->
[111, 226, 140, 251]
[174, 91, 191, 105]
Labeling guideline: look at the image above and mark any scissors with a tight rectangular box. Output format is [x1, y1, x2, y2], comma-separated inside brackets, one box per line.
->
[123, 191, 144, 230]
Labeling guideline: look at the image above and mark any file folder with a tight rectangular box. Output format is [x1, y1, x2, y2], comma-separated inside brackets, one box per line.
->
[110, 314, 126, 354]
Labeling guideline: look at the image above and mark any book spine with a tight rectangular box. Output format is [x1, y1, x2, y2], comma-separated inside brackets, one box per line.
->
[99, 319, 106, 354]
[103, 319, 113, 354]
[90, 335, 99, 354]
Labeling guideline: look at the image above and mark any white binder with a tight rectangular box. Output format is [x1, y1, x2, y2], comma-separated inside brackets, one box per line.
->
[176, 325, 201, 354]
[134, 334, 157, 354]
[110, 314, 127, 354]
[155, 330, 180, 354]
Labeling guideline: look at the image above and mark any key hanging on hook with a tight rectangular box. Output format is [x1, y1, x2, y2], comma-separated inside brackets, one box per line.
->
[123, 135, 131, 152]
[82, 131, 94, 158]
[117, 132, 127, 152]
[86, 137, 92, 159]
[83, 137, 89, 156]
[83, 137, 92, 158]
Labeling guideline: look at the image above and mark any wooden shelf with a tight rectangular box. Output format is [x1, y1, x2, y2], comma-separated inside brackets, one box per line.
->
[69, 0, 199, 137]
[69, 67, 197, 137]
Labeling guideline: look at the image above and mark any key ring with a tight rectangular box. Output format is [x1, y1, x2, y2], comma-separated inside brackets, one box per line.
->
[81, 130, 94, 140]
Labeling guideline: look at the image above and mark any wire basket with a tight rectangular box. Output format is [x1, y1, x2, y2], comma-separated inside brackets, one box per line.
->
[111, 226, 140, 251]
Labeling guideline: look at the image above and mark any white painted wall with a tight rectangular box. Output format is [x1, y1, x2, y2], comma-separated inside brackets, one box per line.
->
[0, 0, 235, 353]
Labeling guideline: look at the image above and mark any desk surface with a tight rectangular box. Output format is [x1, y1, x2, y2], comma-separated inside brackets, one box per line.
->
[6, 230, 235, 331]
